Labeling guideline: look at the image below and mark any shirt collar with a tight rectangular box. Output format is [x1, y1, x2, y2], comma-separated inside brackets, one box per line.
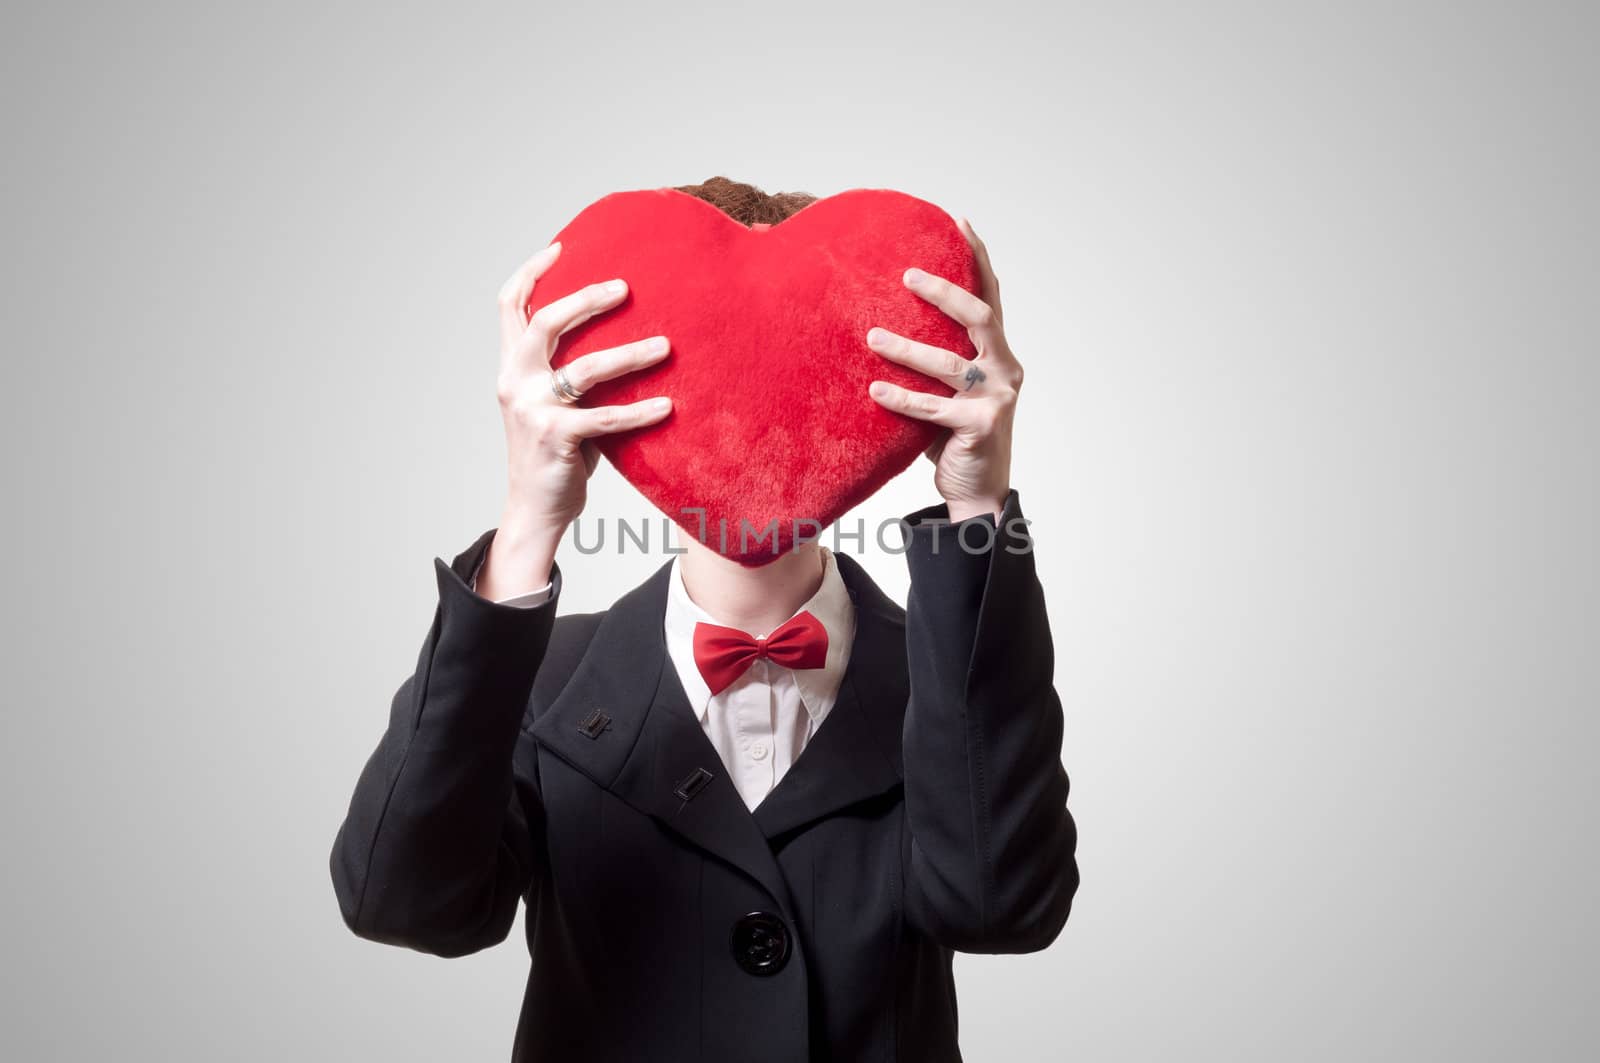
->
[663, 546, 857, 726]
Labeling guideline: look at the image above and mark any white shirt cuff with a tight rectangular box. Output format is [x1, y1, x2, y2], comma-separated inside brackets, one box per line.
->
[468, 552, 553, 608]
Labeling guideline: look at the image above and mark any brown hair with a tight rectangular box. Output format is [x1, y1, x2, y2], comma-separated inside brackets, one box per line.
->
[673, 176, 818, 226]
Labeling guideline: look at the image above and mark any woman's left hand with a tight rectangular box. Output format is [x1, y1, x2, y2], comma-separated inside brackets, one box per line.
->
[866, 217, 1021, 523]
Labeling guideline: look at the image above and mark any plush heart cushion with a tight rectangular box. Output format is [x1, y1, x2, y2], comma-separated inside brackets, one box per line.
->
[526, 186, 981, 565]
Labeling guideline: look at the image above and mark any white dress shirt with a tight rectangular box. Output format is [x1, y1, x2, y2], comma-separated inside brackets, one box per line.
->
[478, 578, 554, 608]
[471, 546, 856, 811]
[662, 547, 855, 810]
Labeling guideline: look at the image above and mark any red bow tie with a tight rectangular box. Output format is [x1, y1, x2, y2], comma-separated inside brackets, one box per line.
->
[692, 611, 829, 696]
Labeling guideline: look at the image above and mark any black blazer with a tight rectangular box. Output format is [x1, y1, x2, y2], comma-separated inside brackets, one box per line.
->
[330, 489, 1078, 1062]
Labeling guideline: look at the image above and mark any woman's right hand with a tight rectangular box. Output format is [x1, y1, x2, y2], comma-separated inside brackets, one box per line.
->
[475, 241, 672, 601]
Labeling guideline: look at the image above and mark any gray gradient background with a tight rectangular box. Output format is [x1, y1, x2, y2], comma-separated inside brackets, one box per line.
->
[2, 1, 1595, 1060]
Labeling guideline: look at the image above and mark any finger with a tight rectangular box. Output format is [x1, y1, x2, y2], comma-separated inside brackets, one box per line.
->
[560, 335, 671, 394]
[902, 267, 1004, 355]
[866, 327, 987, 392]
[511, 278, 630, 374]
[498, 242, 563, 351]
[957, 217, 1003, 324]
[866, 380, 965, 428]
[567, 396, 673, 439]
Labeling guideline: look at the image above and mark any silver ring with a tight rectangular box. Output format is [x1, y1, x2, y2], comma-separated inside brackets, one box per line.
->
[550, 365, 583, 404]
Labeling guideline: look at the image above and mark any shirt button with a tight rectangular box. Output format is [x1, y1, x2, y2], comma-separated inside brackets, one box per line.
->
[750, 741, 769, 761]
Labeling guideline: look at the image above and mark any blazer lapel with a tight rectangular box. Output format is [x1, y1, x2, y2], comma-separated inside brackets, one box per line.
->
[751, 551, 908, 840]
[529, 559, 796, 914]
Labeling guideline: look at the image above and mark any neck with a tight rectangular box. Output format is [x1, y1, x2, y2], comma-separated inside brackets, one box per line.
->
[675, 533, 825, 635]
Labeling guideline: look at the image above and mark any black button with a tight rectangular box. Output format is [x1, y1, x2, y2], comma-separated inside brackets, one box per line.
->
[730, 911, 791, 976]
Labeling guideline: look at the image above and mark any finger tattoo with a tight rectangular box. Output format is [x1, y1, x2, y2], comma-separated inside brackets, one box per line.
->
[963, 365, 987, 391]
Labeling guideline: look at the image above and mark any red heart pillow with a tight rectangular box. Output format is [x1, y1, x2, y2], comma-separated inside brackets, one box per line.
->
[526, 187, 981, 565]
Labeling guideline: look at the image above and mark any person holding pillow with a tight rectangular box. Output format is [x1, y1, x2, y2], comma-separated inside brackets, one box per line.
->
[330, 176, 1079, 1062]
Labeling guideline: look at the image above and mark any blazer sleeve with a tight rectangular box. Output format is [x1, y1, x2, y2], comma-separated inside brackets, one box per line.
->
[329, 529, 560, 958]
[900, 488, 1080, 954]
